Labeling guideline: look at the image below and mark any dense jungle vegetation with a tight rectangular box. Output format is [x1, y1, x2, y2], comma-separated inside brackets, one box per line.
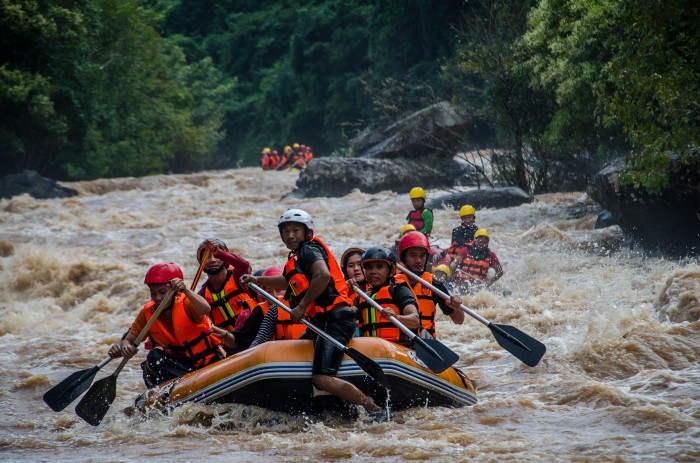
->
[1, 0, 697, 194]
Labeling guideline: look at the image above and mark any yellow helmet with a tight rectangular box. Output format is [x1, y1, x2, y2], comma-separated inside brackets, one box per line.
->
[399, 224, 416, 237]
[474, 228, 489, 239]
[292, 143, 300, 149]
[284, 145, 292, 152]
[459, 205, 476, 217]
[409, 187, 426, 200]
[432, 264, 451, 279]
[262, 147, 271, 154]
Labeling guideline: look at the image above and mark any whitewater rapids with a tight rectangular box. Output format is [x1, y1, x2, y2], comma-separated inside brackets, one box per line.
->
[0, 167, 698, 462]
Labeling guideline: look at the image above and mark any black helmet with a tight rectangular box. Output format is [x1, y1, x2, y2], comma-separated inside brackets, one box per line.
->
[361, 247, 396, 272]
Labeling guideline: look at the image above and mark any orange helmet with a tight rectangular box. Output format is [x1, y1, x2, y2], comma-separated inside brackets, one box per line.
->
[144, 262, 183, 285]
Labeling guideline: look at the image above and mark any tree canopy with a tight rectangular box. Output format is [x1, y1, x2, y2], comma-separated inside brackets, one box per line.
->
[0, 0, 697, 195]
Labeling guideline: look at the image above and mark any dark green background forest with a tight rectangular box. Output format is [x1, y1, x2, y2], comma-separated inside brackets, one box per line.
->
[1, 0, 698, 194]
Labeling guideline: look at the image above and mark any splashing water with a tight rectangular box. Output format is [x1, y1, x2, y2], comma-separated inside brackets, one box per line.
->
[0, 169, 698, 462]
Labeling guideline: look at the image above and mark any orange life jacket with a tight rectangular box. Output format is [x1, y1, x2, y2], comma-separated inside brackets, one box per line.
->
[283, 236, 352, 318]
[395, 271, 438, 338]
[456, 255, 489, 281]
[358, 283, 402, 342]
[202, 269, 257, 332]
[143, 292, 224, 368]
[268, 154, 280, 169]
[274, 301, 307, 340]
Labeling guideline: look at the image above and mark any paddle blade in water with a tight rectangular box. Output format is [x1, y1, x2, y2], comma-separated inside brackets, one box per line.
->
[490, 323, 546, 367]
[414, 337, 459, 374]
[43, 366, 100, 412]
[345, 347, 391, 390]
[74, 375, 117, 426]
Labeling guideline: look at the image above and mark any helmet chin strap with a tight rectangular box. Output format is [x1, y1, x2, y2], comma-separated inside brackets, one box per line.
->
[203, 263, 225, 275]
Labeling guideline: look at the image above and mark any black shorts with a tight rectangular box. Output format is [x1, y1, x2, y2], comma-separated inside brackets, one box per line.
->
[307, 305, 357, 376]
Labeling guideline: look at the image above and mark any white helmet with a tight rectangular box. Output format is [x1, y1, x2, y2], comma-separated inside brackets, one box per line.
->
[278, 209, 314, 235]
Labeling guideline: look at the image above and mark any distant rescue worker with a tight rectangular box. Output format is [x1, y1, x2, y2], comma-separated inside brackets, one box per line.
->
[289, 143, 306, 170]
[406, 187, 433, 237]
[276, 146, 293, 170]
[196, 239, 263, 355]
[268, 150, 281, 170]
[395, 231, 464, 338]
[260, 147, 272, 170]
[450, 228, 504, 293]
[447, 205, 479, 260]
[355, 247, 419, 346]
[302, 144, 313, 166]
[108, 262, 225, 388]
[241, 209, 388, 421]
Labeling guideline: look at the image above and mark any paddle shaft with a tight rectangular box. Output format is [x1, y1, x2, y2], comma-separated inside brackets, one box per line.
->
[397, 264, 489, 326]
[111, 249, 209, 375]
[398, 263, 534, 352]
[249, 283, 351, 352]
[353, 286, 442, 360]
[352, 285, 427, 341]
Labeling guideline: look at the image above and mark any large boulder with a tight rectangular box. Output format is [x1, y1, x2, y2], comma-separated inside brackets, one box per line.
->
[0, 170, 77, 200]
[427, 187, 533, 211]
[587, 157, 700, 256]
[291, 157, 477, 198]
[349, 101, 472, 159]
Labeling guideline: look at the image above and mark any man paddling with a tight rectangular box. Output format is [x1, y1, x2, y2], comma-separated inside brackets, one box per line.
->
[241, 209, 389, 422]
[108, 262, 225, 388]
[395, 231, 465, 339]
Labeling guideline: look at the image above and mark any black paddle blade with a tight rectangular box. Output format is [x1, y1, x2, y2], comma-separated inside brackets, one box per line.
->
[345, 347, 391, 390]
[43, 366, 100, 412]
[490, 323, 546, 367]
[74, 375, 117, 426]
[414, 338, 459, 374]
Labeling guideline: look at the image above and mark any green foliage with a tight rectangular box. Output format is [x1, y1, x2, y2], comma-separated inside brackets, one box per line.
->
[598, 0, 700, 192]
[1, 0, 695, 192]
[523, 0, 699, 194]
[0, 0, 232, 180]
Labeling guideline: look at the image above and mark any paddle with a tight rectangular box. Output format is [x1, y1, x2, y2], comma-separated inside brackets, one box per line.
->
[397, 264, 546, 367]
[74, 287, 176, 425]
[75, 250, 210, 426]
[43, 356, 114, 412]
[352, 285, 459, 374]
[248, 283, 390, 390]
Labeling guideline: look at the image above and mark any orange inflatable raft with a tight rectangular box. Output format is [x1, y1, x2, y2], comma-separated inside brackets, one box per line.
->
[134, 337, 477, 415]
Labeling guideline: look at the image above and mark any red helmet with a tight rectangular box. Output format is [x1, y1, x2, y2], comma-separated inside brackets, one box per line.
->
[398, 231, 430, 261]
[144, 262, 183, 285]
[262, 266, 283, 277]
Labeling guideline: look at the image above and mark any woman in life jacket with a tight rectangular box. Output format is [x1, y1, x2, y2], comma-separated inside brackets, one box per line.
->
[394, 231, 465, 339]
[341, 247, 366, 302]
[108, 262, 225, 388]
[355, 247, 419, 346]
